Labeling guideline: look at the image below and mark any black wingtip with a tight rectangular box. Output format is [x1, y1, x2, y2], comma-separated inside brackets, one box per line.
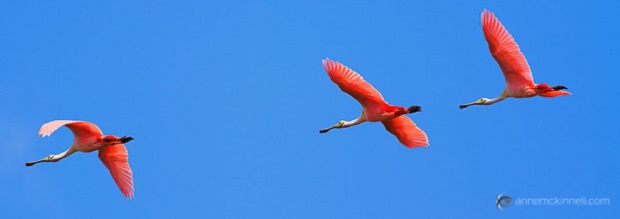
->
[25, 162, 34, 167]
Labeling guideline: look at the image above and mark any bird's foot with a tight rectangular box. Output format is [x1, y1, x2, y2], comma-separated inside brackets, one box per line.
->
[552, 85, 568, 90]
[120, 136, 134, 143]
[408, 106, 422, 113]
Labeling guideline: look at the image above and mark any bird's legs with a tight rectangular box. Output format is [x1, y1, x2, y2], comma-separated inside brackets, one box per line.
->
[537, 84, 571, 97]
[25, 146, 77, 167]
[102, 135, 134, 146]
[120, 136, 134, 144]
[385, 105, 421, 116]
[407, 106, 422, 113]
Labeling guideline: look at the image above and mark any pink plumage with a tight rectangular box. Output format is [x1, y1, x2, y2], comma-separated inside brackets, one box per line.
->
[28, 120, 135, 199]
[320, 58, 429, 148]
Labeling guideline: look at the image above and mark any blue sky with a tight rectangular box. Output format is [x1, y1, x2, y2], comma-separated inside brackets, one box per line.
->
[1, 0, 618, 218]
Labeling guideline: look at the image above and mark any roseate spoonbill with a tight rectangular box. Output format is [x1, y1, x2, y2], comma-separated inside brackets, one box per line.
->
[319, 58, 429, 148]
[26, 120, 135, 198]
[460, 9, 571, 109]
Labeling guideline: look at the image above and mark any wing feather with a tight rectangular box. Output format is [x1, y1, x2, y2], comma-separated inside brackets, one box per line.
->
[99, 144, 134, 199]
[382, 116, 429, 148]
[322, 58, 387, 109]
[482, 9, 535, 88]
[38, 120, 103, 138]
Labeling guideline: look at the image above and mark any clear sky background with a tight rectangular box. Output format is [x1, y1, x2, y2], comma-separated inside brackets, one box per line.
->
[1, 0, 618, 218]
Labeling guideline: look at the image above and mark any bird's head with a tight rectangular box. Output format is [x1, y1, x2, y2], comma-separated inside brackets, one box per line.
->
[477, 98, 490, 103]
[25, 155, 54, 167]
[319, 120, 346, 133]
[336, 120, 346, 128]
[459, 98, 490, 109]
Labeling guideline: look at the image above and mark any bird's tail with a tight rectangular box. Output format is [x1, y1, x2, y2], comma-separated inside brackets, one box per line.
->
[537, 83, 571, 97]
[539, 90, 571, 97]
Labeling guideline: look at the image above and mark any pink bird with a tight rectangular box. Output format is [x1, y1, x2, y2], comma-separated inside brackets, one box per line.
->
[460, 9, 571, 109]
[319, 58, 429, 148]
[26, 120, 135, 198]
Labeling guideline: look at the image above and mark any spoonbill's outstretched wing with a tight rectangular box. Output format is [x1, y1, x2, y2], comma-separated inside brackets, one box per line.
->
[322, 58, 387, 109]
[38, 120, 103, 138]
[99, 144, 134, 199]
[382, 116, 429, 148]
[482, 9, 535, 89]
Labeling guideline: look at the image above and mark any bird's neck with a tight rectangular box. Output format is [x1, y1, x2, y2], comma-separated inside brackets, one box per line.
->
[51, 146, 78, 162]
[342, 115, 365, 128]
[484, 91, 508, 105]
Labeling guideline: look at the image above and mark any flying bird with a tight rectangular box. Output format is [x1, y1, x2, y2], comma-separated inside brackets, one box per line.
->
[26, 120, 135, 199]
[460, 9, 571, 109]
[319, 58, 429, 148]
